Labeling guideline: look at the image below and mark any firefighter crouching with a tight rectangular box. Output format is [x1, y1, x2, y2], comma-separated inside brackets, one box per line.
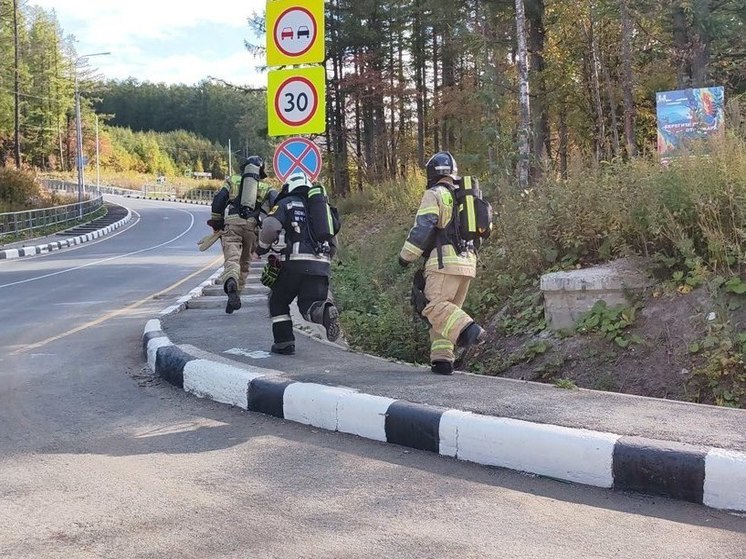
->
[399, 151, 492, 375]
[256, 172, 341, 356]
[207, 155, 276, 314]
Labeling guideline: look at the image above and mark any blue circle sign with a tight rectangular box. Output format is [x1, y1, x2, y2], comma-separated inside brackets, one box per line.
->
[273, 137, 322, 183]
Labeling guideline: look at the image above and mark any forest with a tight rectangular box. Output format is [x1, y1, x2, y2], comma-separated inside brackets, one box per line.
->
[1, 1, 744, 188]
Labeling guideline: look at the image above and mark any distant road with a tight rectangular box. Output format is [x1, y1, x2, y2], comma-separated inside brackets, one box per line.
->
[0, 197, 743, 558]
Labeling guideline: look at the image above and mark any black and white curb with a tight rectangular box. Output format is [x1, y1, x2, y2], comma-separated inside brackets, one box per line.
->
[0, 208, 132, 261]
[142, 320, 746, 513]
[125, 194, 210, 206]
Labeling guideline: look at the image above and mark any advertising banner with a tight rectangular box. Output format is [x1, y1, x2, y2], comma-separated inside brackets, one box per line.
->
[656, 87, 725, 158]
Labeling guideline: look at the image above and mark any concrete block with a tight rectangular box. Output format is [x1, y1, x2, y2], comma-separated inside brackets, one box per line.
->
[541, 259, 652, 330]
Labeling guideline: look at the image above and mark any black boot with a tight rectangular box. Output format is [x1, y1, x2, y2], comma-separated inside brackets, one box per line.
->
[457, 322, 486, 348]
[224, 278, 241, 313]
[431, 361, 454, 375]
[271, 341, 295, 355]
[323, 304, 341, 342]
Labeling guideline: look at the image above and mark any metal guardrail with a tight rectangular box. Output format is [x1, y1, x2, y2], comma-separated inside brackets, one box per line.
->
[45, 180, 215, 202]
[0, 193, 104, 236]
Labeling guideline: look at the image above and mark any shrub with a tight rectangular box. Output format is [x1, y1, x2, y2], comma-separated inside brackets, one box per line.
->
[0, 168, 40, 212]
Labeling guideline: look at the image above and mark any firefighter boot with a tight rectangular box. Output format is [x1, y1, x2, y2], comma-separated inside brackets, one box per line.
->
[307, 302, 341, 342]
[431, 361, 454, 375]
[271, 341, 296, 355]
[457, 322, 486, 348]
[224, 277, 241, 314]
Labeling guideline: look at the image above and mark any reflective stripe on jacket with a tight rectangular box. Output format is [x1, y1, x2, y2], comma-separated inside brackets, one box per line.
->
[399, 184, 476, 277]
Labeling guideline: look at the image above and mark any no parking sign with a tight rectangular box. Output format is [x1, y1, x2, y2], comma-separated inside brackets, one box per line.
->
[273, 137, 322, 183]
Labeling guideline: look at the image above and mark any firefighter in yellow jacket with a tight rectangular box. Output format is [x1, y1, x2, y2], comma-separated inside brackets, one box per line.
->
[208, 155, 277, 314]
[398, 152, 486, 375]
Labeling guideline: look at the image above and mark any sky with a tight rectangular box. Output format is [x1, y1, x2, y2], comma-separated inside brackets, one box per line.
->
[33, 0, 267, 86]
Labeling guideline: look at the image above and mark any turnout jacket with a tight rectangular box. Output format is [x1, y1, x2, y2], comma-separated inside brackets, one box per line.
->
[399, 181, 477, 277]
[211, 175, 274, 225]
[258, 187, 334, 276]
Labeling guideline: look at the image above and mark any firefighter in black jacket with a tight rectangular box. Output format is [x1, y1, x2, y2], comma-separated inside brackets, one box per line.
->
[256, 172, 340, 355]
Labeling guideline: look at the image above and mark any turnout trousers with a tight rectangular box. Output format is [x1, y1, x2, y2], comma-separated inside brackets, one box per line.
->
[220, 222, 257, 293]
[422, 270, 474, 363]
[269, 270, 330, 344]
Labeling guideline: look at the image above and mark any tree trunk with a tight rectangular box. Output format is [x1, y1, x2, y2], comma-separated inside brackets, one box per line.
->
[515, 0, 531, 188]
[690, 0, 711, 86]
[672, 5, 690, 87]
[414, 0, 425, 168]
[526, 0, 550, 172]
[619, 0, 637, 157]
[588, 2, 608, 161]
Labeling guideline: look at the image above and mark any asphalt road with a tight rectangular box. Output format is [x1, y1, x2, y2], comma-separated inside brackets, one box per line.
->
[0, 197, 744, 558]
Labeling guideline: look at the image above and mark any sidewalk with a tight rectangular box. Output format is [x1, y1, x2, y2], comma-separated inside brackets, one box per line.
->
[145, 264, 746, 512]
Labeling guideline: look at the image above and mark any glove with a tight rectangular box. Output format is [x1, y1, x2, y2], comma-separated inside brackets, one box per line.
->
[207, 218, 224, 232]
[256, 245, 270, 256]
[398, 256, 410, 268]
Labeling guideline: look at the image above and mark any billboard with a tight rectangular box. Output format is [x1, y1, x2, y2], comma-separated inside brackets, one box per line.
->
[656, 87, 725, 158]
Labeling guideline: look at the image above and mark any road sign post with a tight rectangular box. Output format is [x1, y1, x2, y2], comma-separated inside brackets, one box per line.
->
[273, 137, 323, 183]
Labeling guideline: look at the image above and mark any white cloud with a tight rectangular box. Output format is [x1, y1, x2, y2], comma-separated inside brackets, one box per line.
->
[105, 51, 267, 87]
[33, 0, 267, 85]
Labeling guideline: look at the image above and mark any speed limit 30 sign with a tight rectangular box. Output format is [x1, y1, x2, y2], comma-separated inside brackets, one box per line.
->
[268, 66, 326, 137]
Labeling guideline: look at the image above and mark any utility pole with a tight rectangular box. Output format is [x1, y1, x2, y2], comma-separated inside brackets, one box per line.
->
[13, 0, 21, 169]
[228, 138, 232, 176]
[95, 113, 100, 190]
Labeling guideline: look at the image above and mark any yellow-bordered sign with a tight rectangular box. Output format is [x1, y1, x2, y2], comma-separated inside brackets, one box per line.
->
[268, 66, 326, 137]
[266, 0, 325, 67]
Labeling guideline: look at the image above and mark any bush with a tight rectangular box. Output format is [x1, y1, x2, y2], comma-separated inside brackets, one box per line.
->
[0, 168, 40, 212]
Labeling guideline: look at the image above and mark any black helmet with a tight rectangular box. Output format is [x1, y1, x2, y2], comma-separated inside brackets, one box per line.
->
[242, 155, 267, 179]
[425, 151, 458, 186]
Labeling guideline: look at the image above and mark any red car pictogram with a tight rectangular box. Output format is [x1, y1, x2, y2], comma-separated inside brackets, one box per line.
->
[281, 27, 293, 40]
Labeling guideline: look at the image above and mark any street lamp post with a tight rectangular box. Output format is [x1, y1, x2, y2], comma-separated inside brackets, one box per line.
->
[74, 51, 110, 218]
[95, 113, 100, 192]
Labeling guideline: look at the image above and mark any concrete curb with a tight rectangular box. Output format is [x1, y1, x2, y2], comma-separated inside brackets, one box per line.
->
[124, 194, 211, 206]
[0, 207, 133, 261]
[143, 313, 746, 513]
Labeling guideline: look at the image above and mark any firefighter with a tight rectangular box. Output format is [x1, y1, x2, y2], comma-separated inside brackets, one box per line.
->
[398, 151, 486, 375]
[207, 155, 275, 314]
[256, 172, 340, 355]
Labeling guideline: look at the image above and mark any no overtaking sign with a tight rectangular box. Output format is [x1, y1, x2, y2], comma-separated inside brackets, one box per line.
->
[266, 0, 325, 66]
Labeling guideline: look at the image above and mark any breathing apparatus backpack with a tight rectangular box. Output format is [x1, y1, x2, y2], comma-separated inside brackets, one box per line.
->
[433, 176, 493, 269]
[453, 176, 493, 242]
[306, 184, 341, 254]
[232, 164, 262, 219]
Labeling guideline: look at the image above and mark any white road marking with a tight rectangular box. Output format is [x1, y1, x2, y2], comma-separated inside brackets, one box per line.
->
[54, 301, 108, 306]
[0, 210, 195, 290]
[224, 348, 272, 359]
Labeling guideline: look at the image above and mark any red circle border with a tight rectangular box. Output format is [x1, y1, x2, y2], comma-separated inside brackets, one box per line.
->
[274, 76, 319, 127]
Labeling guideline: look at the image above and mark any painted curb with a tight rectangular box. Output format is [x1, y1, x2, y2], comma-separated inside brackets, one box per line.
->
[142, 317, 746, 512]
[0, 206, 133, 261]
[124, 194, 211, 206]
